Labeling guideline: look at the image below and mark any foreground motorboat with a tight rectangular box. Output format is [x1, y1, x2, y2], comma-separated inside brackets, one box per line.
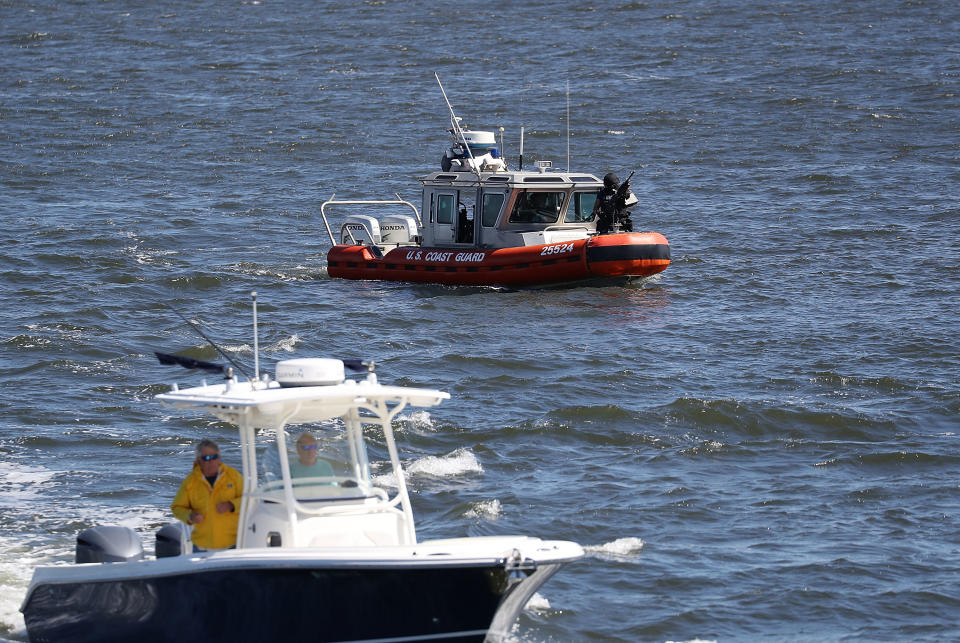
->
[20, 323, 583, 642]
[322, 77, 670, 288]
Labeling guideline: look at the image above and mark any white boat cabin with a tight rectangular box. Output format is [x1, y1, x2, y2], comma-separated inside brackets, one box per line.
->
[157, 359, 449, 551]
[417, 163, 606, 248]
[321, 126, 636, 251]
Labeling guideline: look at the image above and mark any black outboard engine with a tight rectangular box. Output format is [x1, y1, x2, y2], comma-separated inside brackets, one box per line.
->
[76, 526, 144, 563]
[155, 522, 189, 558]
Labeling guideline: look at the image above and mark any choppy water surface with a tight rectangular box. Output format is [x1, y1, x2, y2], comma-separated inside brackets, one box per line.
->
[2, 0, 959, 641]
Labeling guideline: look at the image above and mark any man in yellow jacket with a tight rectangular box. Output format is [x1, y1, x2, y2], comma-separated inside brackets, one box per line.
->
[171, 439, 243, 550]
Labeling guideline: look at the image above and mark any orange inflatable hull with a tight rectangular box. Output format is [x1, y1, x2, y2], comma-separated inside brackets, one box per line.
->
[327, 232, 670, 287]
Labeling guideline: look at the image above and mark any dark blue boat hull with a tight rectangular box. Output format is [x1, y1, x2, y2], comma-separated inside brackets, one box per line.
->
[23, 564, 520, 643]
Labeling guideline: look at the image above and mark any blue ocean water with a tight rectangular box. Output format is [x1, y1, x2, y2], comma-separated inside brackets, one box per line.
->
[1, 0, 959, 640]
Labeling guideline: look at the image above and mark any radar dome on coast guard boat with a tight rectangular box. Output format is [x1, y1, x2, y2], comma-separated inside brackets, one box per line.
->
[276, 359, 345, 387]
[462, 130, 497, 154]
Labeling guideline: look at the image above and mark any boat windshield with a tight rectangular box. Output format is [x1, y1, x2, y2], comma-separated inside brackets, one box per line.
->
[564, 191, 598, 223]
[508, 191, 565, 224]
[258, 422, 370, 490]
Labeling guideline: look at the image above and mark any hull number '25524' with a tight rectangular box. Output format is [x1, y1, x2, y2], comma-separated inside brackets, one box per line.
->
[540, 243, 575, 256]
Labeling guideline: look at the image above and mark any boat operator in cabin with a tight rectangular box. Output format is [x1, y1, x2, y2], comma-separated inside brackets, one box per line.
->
[290, 431, 335, 478]
[171, 438, 243, 551]
[456, 202, 475, 244]
[593, 172, 634, 234]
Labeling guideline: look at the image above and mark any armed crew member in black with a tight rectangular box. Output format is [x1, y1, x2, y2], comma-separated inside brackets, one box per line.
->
[593, 172, 634, 234]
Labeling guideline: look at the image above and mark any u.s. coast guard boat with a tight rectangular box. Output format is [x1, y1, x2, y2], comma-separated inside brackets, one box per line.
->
[323, 77, 670, 288]
[20, 298, 583, 643]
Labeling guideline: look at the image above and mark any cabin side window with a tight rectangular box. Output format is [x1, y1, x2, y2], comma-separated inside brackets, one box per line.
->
[437, 194, 455, 225]
[564, 191, 598, 223]
[481, 193, 505, 227]
[507, 191, 565, 224]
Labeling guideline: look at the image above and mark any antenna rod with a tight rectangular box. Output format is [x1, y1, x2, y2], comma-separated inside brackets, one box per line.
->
[251, 291, 259, 381]
[165, 303, 251, 381]
[498, 127, 506, 170]
[566, 79, 571, 171]
[435, 72, 481, 179]
[520, 126, 524, 171]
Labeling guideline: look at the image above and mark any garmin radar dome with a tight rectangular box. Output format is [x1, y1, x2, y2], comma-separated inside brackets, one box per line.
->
[276, 358, 346, 387]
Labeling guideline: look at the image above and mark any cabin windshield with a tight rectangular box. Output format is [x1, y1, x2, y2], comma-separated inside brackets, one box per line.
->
[258, 421, 370, 495]
[508, 191, 566, 224]
[564, 191, 599, 223]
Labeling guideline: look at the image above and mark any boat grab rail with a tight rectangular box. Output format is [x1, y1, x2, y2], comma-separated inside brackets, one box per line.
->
[290, 496, 405, 520]
[247, 486, 408, 537]
[253, 480, 395, 511]
[342, 226, 360, 246]
[320, 194, 422, 246]
[543, 225, 591, 233]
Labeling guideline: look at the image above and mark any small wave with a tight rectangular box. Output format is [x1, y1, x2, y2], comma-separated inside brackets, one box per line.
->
[226, 263, 321, 282]
[523, 592, 551, 612]
[2, 334, 52, 350]
[164, 274, 224, 290]
[677, 440, 728, 456]
[397, 410, 437, 433]
[219, 335, 298, 356]
[585, 537, 645, 561]
[374, 448, 482, 487]
[462, 499, 501, 520]
[0, 533, 41, 635]
[657, 396, 897, 441]
[220, 342, 253, 355]
[547, 405, 637, 423]
[505, 407, 664, 447]
[122, 244, 178, 267]
[840, 451, 960, 468]
[271, 334, 299, 353]
[440, 354, 549, 373]
[407, 448, 482, 478]
[0, 461, 58, 507]
[809, 371, 914, 393]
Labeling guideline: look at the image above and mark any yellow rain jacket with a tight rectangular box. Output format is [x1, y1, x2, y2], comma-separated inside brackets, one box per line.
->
[171, 463, 243, 550]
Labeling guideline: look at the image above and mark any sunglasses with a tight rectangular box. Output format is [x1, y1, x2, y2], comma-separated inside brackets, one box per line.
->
[299, 444, 318, 451]
[199, 453, 219, 461]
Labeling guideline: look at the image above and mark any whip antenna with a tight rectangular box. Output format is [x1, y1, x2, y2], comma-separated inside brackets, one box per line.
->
[519, 86, 525, 171]
[566, 79, 571, 171]
[520, 126, 524, 171]
[435, 73, 481, 179]
[251, 291, 260, 381]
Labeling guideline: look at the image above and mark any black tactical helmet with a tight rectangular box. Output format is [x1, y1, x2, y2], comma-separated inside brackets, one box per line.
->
[603, 173, 619, 188]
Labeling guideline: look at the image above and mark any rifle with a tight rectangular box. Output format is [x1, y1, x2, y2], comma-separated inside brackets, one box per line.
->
[615, 170, 636, 200]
